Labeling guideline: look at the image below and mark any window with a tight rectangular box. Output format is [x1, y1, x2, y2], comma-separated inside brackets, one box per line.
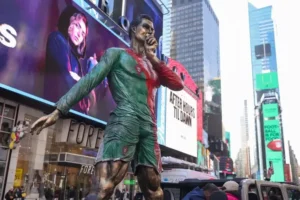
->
[260, 186, 283, 200]
[0, 102, 17, 148]
[287, 189, 300, 200]
[0, 99, 17, 198]
[255, 43, 271, 59]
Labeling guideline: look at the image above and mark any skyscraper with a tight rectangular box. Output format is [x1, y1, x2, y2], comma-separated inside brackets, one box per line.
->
[170, 0, 220, 92]
[160, 0, 172, 57]
[289, 141, 299, 184]
[248, 3, 284, 181]
[248, 3, 279, 102]
[238, 100, 251, 178]
[168, 0, 222, 151]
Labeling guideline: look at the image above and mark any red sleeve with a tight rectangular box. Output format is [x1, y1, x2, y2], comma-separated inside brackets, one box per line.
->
[154, 61, 184, 91]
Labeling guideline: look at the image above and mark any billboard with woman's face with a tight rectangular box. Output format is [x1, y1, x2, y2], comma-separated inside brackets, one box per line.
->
[0, 0, 162, 124]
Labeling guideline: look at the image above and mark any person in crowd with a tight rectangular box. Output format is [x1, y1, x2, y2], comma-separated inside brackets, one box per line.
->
[69, 185, 76, 200]
[182, 183, 220, 200]
[5, 188, 14, 200]
[79, 188, 83, 200]
[12, 186, 26, 199]
[221, 181, 240, 200]
[114, 188, 121, 200]
[134, 191, 143, 200]
[44, 5, 95, 114]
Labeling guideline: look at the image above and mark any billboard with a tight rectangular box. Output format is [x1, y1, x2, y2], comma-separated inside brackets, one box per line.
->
[263, 103, 279, 118]
[262, 102, 284, 181]
[256, 72, 279, 91]
[225, 131, 231, 157]
[0, 0, 162, 124]
[165, 88, 197, 157]
[263, 119, 284, 181]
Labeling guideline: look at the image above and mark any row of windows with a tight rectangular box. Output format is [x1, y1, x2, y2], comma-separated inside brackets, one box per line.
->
[172, 38, 203, 44]
[174, 55, 204, 63]
[172, 19, 203, 27]
[172, 29, 203, 36]
[172, 12, 201, 20]
[171, 43, 203, 51]
[187, 66, 204, 73]
[173, 0, 201, 7]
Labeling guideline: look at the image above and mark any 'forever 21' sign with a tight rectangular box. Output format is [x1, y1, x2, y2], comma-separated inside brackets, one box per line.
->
[65, 119, 104, 149]
[80, 164, 95, 175]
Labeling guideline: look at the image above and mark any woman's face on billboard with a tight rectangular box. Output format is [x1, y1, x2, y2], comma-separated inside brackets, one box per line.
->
[68, 15, 87, 46]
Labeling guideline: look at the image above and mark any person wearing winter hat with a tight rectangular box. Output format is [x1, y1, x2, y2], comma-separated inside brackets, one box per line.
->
[221, 181, 241, 200]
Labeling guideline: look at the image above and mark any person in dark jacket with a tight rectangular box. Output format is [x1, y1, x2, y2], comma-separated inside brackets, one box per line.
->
[182, 183, 220, 200]
[5, 188, 14, 200]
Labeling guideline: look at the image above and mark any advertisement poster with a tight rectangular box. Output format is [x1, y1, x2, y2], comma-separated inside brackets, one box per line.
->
[256, 72, 279, 91]
[263, 119, 284, 182]
[0, 0, 163, 124]
[165, 88, 197, 156]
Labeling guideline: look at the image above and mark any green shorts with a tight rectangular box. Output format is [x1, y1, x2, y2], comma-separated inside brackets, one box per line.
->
[95, 113, 162, 174]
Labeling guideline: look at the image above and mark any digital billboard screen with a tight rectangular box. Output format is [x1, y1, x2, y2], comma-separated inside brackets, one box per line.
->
[263, 119, 284, 182]
[0, 0, 163, 124]
[262, 103, 284, 182]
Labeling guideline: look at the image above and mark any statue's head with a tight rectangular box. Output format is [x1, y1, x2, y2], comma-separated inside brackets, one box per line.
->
[129, 14, 155, 43]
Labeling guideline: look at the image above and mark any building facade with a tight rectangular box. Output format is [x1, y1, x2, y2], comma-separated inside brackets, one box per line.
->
[170, 0, 220, 92]
[238, 100, 251, 178]
[161, 0, 172, 58]
[288, 141, 299, 184]
[169, 0, 222, 157]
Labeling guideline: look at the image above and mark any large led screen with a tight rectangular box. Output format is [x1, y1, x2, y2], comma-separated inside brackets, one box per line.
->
[0, 0, 163, 124]
[262, 103, 284, 182]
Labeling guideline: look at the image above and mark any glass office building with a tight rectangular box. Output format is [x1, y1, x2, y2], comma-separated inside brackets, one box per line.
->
[248, 3, 279, 101]
[170, 0, 220, 92]
[248, 3, 283, 180]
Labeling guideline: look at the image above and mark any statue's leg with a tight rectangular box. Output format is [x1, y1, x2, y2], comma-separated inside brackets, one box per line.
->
[87, 161, 128, 200]
[97, 161, 129, 199]
[136, 166, 163, 200]
[135, 123, 163, 200]
[87, 114, 139, 200]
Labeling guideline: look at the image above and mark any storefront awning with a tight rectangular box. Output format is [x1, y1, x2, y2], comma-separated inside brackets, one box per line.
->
[44, 152, 95, 167]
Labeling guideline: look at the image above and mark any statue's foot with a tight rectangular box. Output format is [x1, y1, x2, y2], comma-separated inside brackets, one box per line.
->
[85, 193, 98, 200]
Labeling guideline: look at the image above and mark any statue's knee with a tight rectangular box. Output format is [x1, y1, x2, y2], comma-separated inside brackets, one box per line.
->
[100, 182, 115, 197]
[156, 188, 164, 199]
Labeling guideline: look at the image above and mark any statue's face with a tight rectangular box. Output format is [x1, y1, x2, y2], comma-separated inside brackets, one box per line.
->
[133, 18, 155, 42]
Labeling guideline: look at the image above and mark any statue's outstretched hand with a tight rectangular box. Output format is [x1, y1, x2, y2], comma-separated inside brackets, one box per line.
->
[31, 109, 61, 135]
